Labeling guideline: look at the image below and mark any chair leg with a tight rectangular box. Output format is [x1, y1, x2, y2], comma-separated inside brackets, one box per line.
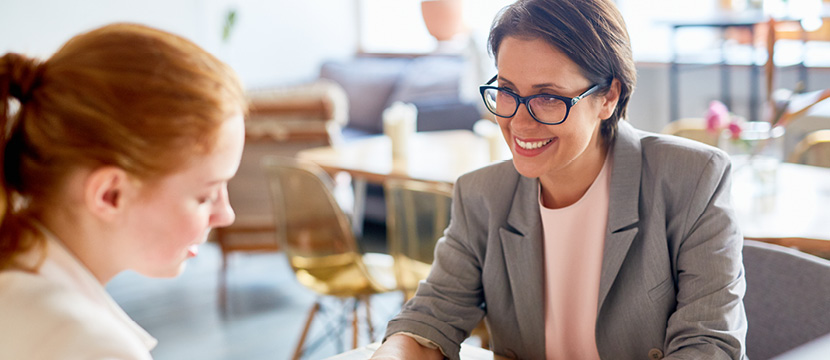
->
[352, 299, 359, 349]
[293, 300, 321, 360]
[364, 296, 375, 341]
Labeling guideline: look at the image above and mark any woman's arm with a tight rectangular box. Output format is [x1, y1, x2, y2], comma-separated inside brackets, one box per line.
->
[371, 334, 444, 360]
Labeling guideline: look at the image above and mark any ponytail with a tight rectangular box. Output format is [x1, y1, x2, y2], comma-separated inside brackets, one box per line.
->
[0, 53, 45, 269]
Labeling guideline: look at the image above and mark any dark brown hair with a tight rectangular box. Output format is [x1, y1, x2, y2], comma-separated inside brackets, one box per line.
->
[0, 23, 247, 269]
[488, 0, 636, 144]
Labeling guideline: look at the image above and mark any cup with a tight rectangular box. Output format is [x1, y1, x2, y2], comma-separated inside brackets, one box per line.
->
[383, 102, 418, 161]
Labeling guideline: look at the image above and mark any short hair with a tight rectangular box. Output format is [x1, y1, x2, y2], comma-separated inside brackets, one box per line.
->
[488, 0, 636, 144]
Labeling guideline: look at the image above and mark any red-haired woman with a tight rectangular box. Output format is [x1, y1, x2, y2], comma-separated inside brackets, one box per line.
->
[0, 23, 247, 358]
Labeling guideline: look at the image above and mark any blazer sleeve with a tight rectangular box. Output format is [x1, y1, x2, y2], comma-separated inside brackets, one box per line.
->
[664, 150, 748, 359]
[384, 177, 486, 360]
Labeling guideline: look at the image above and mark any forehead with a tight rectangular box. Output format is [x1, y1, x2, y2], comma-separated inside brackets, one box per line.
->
[140, 114, 245, 193]
[496, 36, 588, 88]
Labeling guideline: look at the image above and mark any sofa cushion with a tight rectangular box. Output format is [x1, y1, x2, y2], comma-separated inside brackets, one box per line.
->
[385, 55, 464, 106]
[320, 57, 410, 134]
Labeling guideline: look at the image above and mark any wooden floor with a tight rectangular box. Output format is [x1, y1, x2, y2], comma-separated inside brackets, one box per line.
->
[107, 222, 404, 360]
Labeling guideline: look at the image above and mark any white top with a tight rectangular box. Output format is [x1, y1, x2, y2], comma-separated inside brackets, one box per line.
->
[539, 152, 612, 360]
[0, 227, 157, 360]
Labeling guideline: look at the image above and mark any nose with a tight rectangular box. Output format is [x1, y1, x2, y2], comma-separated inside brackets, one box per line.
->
[510, 102, 540, 131]
[210, 186, 236, 228]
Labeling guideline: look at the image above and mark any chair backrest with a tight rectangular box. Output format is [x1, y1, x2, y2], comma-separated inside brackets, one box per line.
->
[787, 129, 830, 168]
[262, 156, 382, 296]
[661, 118, 721, 147]
[384, 179, 453, 300]
[246, 79, 348, 145]
[742, 240, 830, 359]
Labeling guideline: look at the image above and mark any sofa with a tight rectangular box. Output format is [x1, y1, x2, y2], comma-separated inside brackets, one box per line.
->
[319, 54, 484, 223]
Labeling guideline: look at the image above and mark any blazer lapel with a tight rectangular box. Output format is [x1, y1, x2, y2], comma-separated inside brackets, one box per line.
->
[500, 175, 546, 358]
[598, 121, 643, 313]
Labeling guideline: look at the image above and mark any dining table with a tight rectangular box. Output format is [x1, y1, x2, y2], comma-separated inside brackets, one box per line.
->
[324, 341, 506, 360]
[296, 129, 830, 257]
[296, 129, 509, 234]
[297, 129, 509, 185]
[729, 156, 830, 257]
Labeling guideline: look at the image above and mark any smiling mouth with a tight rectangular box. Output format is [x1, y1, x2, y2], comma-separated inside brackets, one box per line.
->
[516, 138, 553, 150]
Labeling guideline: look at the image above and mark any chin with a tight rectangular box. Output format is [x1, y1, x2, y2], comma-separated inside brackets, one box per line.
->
[142, 262, 188, 278]
[511, 159, 547, 179]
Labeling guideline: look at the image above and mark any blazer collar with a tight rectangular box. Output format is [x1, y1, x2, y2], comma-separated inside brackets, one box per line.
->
[500, 172, 546, 359]
[598, 120, 642, 313]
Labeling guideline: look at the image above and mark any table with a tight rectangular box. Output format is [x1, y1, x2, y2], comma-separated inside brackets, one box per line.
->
[773, 332, 830, 359]
[664, 13, 768, 123]
[324, 342, 506, 360]
[298, 130, 507, 185]
[297, 130, 509, 234]
[297, 130, 830, 256]
[662, 10, 830, 124]
[730, 159, 830, 257]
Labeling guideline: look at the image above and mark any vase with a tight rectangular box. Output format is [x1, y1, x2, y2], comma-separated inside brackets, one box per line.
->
[719, 121, 785, 197]
[421, 0, 464, 42]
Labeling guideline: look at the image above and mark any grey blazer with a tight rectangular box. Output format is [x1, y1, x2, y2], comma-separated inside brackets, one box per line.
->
[385, 121, 747, 360]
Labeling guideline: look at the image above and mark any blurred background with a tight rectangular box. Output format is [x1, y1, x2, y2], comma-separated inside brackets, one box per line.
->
[3, 0, 829, 129]
[3, 1, 829, 359]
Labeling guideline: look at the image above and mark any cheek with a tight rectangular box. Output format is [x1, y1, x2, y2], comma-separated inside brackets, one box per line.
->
[499, 121, 511, 143]
[146, 208, 208, 256]
[564, 114, 601, 146]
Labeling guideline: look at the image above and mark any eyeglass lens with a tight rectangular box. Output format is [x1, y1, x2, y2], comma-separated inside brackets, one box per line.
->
[482, 88, 568, 124]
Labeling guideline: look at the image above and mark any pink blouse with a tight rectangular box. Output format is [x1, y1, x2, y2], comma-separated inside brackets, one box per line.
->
[539, 153, 612, 360]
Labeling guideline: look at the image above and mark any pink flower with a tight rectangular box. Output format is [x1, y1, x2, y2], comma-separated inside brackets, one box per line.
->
[705, 100, 729, 134]
[727, 121, 742, 140]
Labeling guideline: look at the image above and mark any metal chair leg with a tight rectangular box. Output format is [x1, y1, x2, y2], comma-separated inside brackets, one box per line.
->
[292, 301, 321, 360]
[352, 299, 359, 349]
[364, 296, 375, 341]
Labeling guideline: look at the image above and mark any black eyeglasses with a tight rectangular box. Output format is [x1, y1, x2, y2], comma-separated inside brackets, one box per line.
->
[479, 75, 607, 125]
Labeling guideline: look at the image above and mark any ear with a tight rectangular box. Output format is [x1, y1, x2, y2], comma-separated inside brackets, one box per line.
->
[84, 167, 135, 221]
[598, 78, 622, 120]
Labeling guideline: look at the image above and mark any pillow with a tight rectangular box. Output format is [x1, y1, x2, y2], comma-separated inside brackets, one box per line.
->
[385, 55, 465, 106]
[320, 57, 410, 134]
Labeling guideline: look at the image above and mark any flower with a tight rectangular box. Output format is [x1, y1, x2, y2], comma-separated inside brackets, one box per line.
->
[727, 122, 742, 140]
[705, 100, 729, 134]
[705, 100, 743, 140]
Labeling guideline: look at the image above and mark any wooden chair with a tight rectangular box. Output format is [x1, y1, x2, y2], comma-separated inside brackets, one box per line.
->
[262, 156, 395, 360]
[788, 129, 830, 168]
[215, 79, 348, 312]
[660, 118, 721, 147]
[742, 240, 830, 359]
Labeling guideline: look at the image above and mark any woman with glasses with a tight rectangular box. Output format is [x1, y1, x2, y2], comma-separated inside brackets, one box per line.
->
[0, 24, 246, 358]
[372, 0, 746, 359]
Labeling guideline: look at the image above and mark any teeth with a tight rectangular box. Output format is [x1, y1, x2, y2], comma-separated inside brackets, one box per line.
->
[516, 138, 552, 150]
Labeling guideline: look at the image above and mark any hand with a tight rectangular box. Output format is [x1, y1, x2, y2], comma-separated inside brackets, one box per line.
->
[370, 334, 444, 360]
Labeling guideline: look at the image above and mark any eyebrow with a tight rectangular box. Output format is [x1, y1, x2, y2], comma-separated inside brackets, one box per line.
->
[204, 177, 231, 186]
[498, 76, 569, 92]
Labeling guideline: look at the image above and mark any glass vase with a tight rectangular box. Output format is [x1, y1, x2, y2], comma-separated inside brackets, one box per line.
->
[719, 121, 785, 197]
